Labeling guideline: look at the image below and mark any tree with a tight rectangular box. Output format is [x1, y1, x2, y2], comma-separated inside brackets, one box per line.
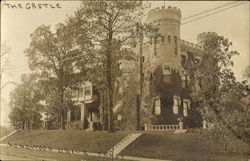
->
[188, 35, 250, 145]
[0, 42, 11, 122]
[9, 74, 43, 129]
[25, 24, 86, 129]
[68, 1, 150, 131]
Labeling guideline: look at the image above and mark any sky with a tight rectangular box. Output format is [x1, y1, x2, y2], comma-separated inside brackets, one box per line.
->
[1, 1, 249, 127]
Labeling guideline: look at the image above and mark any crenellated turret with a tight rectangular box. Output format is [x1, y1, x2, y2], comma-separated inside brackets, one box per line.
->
[148, 6, 181, 23]
[197, 32, 218, 45]
[147, 6, 182, 70]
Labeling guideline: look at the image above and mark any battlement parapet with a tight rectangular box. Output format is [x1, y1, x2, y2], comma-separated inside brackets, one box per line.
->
[181, 39, 203, 51]
[197, 32, 218, 44]
[149, 6, 181, 16]
[197, 32, 218, 39]
[148, 6, 181, 24]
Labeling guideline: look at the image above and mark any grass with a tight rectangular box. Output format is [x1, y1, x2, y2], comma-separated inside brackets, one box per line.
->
[120, 131, 250, 161]
[1, 130, 249, 161]
[0, 146, 130, 161]
[1, 130, 132, 153]
[0, 126, 14, 138]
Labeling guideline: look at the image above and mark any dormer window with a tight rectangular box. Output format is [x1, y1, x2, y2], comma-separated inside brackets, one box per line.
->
[162, 65, 171, 75]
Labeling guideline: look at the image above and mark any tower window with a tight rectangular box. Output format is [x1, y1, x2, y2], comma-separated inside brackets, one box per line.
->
[161, 35, 165, 42]
[168, 35, 171, 43]
[142, 56, 145, 62]
[174, 48, 178, 56]
[174, 36, 177, 44]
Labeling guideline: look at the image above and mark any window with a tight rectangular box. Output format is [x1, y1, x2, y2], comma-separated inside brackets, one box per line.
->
[183, 99, 191, 117]
[84, 86, 91, 96]
[161, 35, 165, 42]
[162, 65, 171, 75]
[183, 102, 188, 116]
[168, 35, 171, 43]
[181, 75, 187, 88]
[72, 89, 77, 98]
[154, 97, 161, 115]
[174, 36, 177, 44]
[79, 87, 84, 97]
[174, 48, 178, 56]
[173, 96, 181, 114]
[181, 55, 186, 64]
[142, 56, 145, 62]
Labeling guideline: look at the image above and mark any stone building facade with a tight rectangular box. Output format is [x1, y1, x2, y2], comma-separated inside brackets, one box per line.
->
[138, 6, 218, 129]
[67, 6, 219, 131]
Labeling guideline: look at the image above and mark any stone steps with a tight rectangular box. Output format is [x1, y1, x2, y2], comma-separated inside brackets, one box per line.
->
[106, 133, 143, 158]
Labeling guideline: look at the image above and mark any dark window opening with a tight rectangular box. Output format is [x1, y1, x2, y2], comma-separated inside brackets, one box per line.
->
[181, 55, 187, 64]
[174, 48, 178, 56]
[168, 35, 171, 43]
[174, 36, 177, 44]
[142, 56, 145, 62]
[161, 35, 165, 42]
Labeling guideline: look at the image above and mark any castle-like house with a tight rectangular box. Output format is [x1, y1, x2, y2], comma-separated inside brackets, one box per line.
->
[68, 6, 218, 131]
[135, 6, 218, 130]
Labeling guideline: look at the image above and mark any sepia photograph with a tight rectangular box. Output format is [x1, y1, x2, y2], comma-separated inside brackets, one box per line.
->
[0, 1, 249, 161]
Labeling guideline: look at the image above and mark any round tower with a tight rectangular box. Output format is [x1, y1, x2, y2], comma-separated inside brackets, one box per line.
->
[197, 32, 218, 45]
[148, 6, 182, 69]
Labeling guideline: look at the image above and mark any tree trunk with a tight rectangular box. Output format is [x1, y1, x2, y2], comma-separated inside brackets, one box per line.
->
[59, 88, 66, 130]
[224, 141, 228, 152]
[60, 110, 65, 130]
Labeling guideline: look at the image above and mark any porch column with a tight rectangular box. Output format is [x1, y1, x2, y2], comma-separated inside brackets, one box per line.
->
[80, 104, 85, 129]
[67, 110, 71, 122]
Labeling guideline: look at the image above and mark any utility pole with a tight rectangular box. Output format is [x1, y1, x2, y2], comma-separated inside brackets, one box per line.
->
[0, 45, 2, 127]
[137, 23, 144, 130]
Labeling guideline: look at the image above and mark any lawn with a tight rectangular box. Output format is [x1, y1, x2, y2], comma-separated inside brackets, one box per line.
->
[1, 130, 249, 161]
[120, 131, 250, 161]
[1, 130, 133, 153]
[0, 146, 130, 161]
[0, 126, 14, 138]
